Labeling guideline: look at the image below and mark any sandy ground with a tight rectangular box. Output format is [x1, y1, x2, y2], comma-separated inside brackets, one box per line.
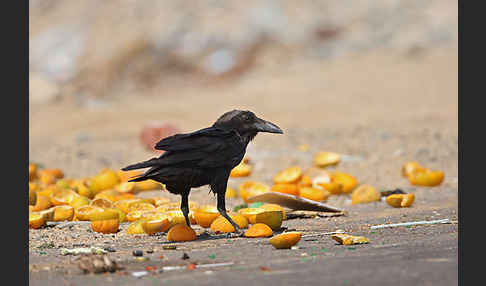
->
[29, 46, 458, 285]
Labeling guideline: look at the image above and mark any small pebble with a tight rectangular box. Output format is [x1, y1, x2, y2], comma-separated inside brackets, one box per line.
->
[131, 271, 148, 278]
[182, 253, 190, 260]
[133, 250, 143, 257]
[104, 247, 116, 252]
[146, 249, 154, 254]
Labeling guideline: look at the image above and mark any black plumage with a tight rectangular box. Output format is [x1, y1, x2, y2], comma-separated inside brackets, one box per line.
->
[122, 110, 283, 233]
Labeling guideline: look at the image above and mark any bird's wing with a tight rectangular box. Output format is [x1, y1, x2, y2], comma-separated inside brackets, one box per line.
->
[154, 127, 233, 152]
[150, 127, 244, 169]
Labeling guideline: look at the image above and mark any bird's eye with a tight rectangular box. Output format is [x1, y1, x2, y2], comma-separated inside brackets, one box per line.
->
[243, 115, 250, 121]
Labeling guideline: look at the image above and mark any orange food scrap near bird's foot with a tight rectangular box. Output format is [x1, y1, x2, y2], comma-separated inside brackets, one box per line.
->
[142, 218, 171, 235]
[259, 204, 287, 220]
[269, 232, 302, 249]
[167, 224, 197, 242]
[210, 214, 249, 233]
[194, 205, 221, 228]
[244, 223, 273, 238]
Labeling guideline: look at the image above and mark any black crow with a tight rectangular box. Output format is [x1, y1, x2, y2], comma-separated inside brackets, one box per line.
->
[121, 110, 283, 234]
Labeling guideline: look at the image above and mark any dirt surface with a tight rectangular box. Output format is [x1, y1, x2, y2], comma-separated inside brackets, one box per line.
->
[29, 43, 458, 285]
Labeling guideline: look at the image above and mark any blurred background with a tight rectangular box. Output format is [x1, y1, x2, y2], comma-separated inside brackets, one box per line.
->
[29, 0, 458, 183]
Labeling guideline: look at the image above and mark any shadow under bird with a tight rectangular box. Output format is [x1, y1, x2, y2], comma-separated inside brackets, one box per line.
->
[122, 110, 283, 234]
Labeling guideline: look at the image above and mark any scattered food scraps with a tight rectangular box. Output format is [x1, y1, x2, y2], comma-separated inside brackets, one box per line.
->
[331, 234, 370, 245]
[230, 162, 252, 177]
[29, 212, 47, 229]
[329, 172, 358, 194]
[91, 218, 120, 234]
[126, 220, 146, 234]
[210, 213, 249, 233]
[409, 170, 445, 187]
[271, 183, 300, 196]
[167, 224, 197, 242]
[194, 205, 221, 228]
[385, 193, 415, 208]
[239, 181, 270, 203]
[351, 184, 381, 204]
[259, 203, 287, 220]
[298, 187, 330, 202]
[273, 166, 303, 184]
[237, 208, 282, 230]
[401, 162, 445, 186]
[313, 152, 340, 168]
[269, 232, 302, 249]
[142, 218, 171, 235]
[402, 161, 426, 178]
[237, 208, 265, 224]
[244, 223, 273, 238]
[225, 187, 238, 198]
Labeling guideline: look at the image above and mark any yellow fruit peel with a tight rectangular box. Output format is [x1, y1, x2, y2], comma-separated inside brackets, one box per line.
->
[269, 232, 302, 249]
[331, 234, 369, 245]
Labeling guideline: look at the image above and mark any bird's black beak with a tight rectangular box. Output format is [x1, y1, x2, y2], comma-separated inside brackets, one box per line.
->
[254, 118, 283, 134]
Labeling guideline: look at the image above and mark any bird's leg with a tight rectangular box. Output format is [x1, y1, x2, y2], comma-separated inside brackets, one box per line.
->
[216, 191, 244, 237]
[180, 191, 191, 227]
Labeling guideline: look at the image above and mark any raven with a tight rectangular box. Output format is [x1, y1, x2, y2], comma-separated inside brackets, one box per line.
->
[122, 110, 283, 234]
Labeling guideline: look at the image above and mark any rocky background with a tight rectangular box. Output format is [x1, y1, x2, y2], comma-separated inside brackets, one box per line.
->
[29, 0, 457, 103]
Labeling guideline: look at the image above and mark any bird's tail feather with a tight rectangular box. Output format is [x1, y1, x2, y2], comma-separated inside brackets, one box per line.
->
[127, 175, 149, 182]
[121, 157, 159, 171]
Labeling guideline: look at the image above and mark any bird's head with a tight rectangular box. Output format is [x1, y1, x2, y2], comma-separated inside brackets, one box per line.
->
[213, 110, 283, 141]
